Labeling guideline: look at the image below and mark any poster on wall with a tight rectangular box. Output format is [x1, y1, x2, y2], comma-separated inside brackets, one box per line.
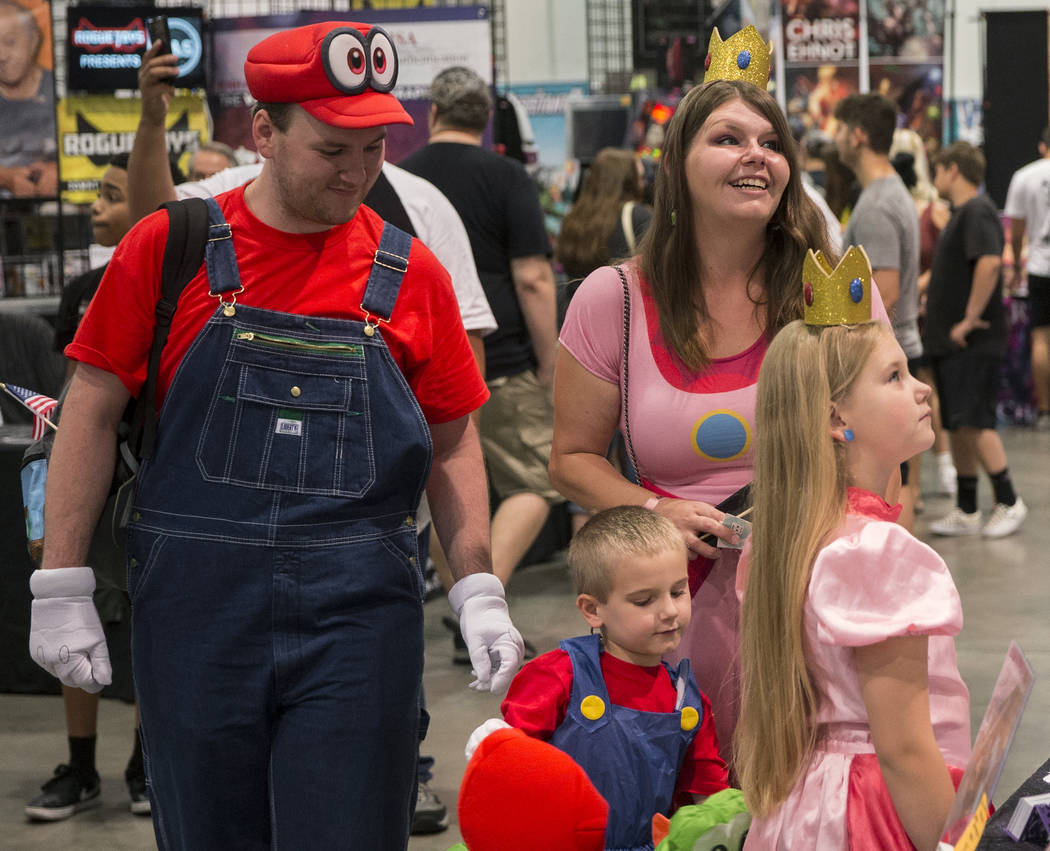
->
[778, 0, 944, 147]
[0, 0, 58, 198]
[207, 5, 491, 163]
[780, 0, 860, 137]
[58, 93, 209, 204]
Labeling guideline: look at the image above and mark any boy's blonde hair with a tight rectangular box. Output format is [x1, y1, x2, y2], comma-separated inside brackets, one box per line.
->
[568, 506, 687, 602]
[735, 319, 885, 817]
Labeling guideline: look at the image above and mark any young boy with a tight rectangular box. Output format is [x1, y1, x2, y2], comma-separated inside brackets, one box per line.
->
[467, 506, 728, 850]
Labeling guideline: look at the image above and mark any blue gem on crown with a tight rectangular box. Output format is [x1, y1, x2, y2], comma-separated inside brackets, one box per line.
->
[737, 50, 751, 69]
[849, 277, 864, 304]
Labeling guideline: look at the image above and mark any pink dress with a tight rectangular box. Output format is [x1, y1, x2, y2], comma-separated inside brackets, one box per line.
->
[742, 489, 971, 850]
[559, 263, 891, 768]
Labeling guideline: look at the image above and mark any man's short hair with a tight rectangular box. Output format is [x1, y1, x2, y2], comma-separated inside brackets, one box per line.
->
[567, 506, 687, 603]
[251, 101, 296, 133]
[1040, 127, 1050, 148]
[195, 141, 238, 169]
[934, 141, 986, 187]
[833, 93, 897, 155]
[428, 66, 492, 133]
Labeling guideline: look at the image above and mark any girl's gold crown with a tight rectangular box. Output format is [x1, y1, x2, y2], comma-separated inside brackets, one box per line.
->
[702, 25, 772, 88]
[802, 246, 873, 326]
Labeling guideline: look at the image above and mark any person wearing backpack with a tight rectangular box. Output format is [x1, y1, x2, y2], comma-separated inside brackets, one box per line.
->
[23, 153, 178, 821]
[26, 22, 523, 850]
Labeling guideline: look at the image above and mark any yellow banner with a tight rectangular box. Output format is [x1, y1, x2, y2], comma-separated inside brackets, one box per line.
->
[57, 94, 210, 204]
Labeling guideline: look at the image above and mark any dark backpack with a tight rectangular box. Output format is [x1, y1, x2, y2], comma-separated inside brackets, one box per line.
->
[21, 197, 211, 565]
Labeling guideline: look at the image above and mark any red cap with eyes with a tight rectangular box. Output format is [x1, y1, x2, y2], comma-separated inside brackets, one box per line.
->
[244, 21, 413, 128]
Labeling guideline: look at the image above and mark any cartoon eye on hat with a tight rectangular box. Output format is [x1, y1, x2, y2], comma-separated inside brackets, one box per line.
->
[321, 25, 398, 96]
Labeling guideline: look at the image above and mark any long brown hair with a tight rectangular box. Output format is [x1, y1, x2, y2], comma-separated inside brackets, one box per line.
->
[735, 319, 885, 816]
[556, 148, 645, 279]
[639, 80, 834, 371]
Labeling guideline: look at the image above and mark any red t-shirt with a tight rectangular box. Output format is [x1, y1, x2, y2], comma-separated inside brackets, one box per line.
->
[501, 648, 729, 801]
[68, 187, 488, 424]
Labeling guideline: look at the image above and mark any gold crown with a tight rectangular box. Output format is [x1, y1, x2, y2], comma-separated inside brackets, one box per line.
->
[802, 245, 873, 326]
[703, 25, 772, 88]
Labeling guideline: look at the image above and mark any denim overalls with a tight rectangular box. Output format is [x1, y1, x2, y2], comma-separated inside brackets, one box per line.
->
[126, 198, 431, 850]
[550, 635, 703, 851]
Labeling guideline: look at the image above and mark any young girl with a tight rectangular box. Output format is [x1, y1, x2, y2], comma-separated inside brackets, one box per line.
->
[736, 314, 971, 851]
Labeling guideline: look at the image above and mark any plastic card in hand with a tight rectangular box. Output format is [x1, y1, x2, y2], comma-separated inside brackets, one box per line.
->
[941, 641, 1035, 847]
[717, 514, 752, 549]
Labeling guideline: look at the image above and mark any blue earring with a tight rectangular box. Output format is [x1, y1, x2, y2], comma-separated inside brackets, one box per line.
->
[843, 428, 854, 442]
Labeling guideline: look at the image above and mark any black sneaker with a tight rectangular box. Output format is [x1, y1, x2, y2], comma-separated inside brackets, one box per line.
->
[442, 615, 537, 663]
[25, 764, 101, 821]
[125, 768, 151, 816]
[410, 781, 449, 834]
[442, 615, 472, 665]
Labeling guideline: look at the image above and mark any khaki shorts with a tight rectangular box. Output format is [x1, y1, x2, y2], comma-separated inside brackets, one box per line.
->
[480, 369, 564, 504]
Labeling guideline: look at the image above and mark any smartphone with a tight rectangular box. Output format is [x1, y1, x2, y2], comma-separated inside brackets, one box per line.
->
[147, 15, 170, 50]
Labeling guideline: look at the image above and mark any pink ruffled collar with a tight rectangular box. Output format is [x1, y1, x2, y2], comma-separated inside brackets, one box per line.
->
[846, 487, 902, 522]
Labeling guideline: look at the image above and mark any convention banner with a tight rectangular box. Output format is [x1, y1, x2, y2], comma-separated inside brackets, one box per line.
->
[57, 93, 209, 204]
[208, 5, 491, 163]
[778, 0, 862, 137]
[778, 0, 945, 143]
[0, 0, 59, 198]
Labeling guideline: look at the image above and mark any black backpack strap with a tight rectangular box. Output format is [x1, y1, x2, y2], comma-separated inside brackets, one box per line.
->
[131, 197, 211, 463]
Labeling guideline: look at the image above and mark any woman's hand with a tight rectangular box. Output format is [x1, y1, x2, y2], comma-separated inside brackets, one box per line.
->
[651, 497, 739, 560]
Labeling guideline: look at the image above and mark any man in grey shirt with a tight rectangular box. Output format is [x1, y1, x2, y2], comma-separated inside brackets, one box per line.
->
[835, 92, 923, 526]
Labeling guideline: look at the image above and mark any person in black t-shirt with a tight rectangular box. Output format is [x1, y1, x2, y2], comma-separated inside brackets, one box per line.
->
[401, 67, 563, 617]
[924, 141, 1027, 539]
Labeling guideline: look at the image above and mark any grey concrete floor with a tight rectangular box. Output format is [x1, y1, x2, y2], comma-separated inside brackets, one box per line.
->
[1, 426, 1047, 850]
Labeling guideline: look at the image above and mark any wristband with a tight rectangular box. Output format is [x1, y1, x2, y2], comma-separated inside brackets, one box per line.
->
[643, 496, 661, 511]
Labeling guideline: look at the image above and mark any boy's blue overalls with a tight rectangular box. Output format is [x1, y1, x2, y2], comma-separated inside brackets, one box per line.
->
[551, 634, 703, 851]
[126, 198, 431, 850]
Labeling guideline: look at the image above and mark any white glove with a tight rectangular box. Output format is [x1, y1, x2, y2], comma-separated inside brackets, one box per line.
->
[448, 573, 524, 695]
[29, 567, 112, 694]
[465, 717, 512, 762]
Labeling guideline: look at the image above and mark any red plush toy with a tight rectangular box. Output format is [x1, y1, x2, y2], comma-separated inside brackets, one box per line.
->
[454, 728, 608, 851]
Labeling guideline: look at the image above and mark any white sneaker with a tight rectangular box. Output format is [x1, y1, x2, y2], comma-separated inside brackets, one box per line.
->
[982, 498, 1027, 538]
[929, 507, 982, 536]
[936, 461, 957, 497]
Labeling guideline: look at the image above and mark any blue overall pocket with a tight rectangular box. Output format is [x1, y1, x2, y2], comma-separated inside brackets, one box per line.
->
[196, 329, 375, 497]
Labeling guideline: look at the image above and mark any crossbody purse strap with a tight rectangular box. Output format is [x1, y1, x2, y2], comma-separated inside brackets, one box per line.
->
[614, 264, 643, 481]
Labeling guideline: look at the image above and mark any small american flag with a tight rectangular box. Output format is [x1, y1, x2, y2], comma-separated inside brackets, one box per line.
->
[0, 382, 58, 440]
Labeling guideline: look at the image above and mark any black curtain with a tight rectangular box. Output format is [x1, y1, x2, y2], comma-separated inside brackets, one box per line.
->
[983, 11, 1049, 207]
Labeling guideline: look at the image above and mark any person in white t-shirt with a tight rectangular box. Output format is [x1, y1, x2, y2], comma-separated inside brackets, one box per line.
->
[1004, 126, 1050, 430]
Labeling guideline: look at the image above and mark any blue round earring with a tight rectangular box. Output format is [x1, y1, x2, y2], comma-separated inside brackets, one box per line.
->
[843, 428, 855, 442]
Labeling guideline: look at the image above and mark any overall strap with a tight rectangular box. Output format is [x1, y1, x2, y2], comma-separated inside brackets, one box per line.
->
[361, 222, 412, 328]
[203, 196, 242, 296]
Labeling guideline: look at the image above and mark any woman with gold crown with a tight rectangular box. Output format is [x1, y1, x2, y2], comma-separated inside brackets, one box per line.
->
[549, 25, 891, 772]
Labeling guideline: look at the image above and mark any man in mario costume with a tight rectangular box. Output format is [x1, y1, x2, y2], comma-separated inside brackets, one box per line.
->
[26, 21, 523, 850]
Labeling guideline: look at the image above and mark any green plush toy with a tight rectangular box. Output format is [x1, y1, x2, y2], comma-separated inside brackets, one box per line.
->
[655, 788, 751, 851]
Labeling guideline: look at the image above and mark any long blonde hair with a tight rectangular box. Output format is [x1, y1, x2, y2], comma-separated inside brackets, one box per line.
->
[638, 80, 835, 372]
[735, 319, 884, 816]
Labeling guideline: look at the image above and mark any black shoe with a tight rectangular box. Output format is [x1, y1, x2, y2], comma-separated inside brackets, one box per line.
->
[410, 781, 449, 834]
[125, 768, 151, 816]
[443, 615, 537, 663]
[442, 615, 471, 664]
[25, 764, 101, 821]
